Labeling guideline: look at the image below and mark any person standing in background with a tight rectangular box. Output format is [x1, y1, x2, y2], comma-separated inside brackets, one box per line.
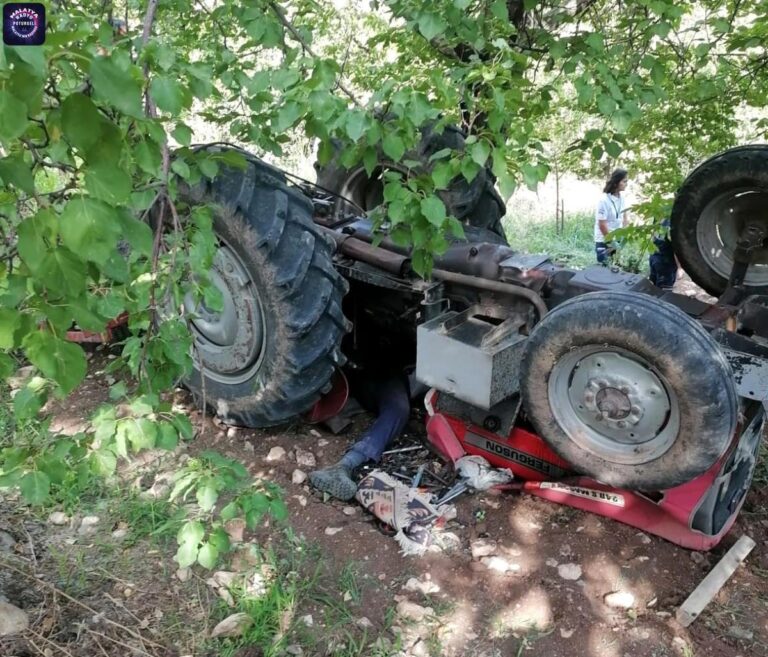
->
[594, 168, 629, 264]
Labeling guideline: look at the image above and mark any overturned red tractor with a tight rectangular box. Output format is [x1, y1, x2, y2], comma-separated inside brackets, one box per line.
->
[174, 141, 768, 548]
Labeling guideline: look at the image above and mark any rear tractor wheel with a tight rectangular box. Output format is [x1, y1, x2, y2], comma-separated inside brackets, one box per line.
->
[173, 147, 349, 427]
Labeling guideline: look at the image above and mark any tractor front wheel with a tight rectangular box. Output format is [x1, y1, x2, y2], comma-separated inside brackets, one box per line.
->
[520, 291, 738, 490]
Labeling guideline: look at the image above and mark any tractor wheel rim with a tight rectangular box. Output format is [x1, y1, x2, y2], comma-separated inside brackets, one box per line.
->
[696, 188, 768, 286]
[185, 239, 265, 385]
[549, 346, 679, 465]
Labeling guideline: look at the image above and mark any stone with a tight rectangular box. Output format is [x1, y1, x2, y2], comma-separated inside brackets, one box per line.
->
[560, 628, 575, 639]
[226, 427, 238, 439]
[603, 591, 635, 609]
[690, 551, 706, 564]
[292, 469, 308, 485]
[325, 527, 343, 536]
[111, 528, 129, 540]
[295, 448, 316, 469]
[176, 568, 191, 582]
[210, 613, 253, 638]
[403, 578, 440, 595]
[0, 602, 29, 635]
[210, 571, 239, 589]
[286, 645, 303, 656]
[309, 429, 322, 438]
[266, 446, 286, 462]
[545, 558, 559, 567]
[356, 617, 374, 629]
[481, 556, 520, 574]
[342, 506, 357, 516]
[78, 515, 100, 535]
[300, 614, 314, 627]
[636, 532, 652, 545]
[8, 366, 35, 390]
[396, 600, 433, 622]
[470, 538, 497, 559]
[225, 518, 246, 543]
[728, 626, 754, 641]
[557, 563, 582, 580]
[0, 531, 15, 552]
[48, 511, 69, 526]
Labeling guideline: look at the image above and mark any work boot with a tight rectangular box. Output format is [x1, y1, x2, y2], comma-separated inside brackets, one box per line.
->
[309, 462, 358, 501]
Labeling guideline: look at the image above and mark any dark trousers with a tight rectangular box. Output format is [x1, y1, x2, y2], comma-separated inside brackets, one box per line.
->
[595, 241, 614, 264]
[347, 373, 411, 462]
[649, 254, 677, 289]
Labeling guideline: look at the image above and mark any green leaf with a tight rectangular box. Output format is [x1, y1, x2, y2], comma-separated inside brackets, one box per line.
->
[134, 138, 163, 175]
[126, 419, 157, 451]
[198, 157, 219, 179]
[117, 210, 153, 258]
[345, 111, 368, 142]
[61, 93, 102, 152]
[196, 484, 219, 511]
[150, 76, 190, 115]
[175, 540, 199, 568]
[0, 308, 21, 349]
[431, 161, 454, 190]
[382, 133, 406, 162]
[37, 248, 88, 297]
[90, 57, 143, 117]
[521, 163, 540, 190]
[17, 210, 57, 272]
[172, 123, 193, 146]
[605, 140, 623, 158]
[0, 154, 35, 194]
[269, 498, 288, 521]
[420, 195, 446, 227]
[23, 332, 87, 395]
[20, 471, 50, 504]
[177, 520, 205, 546]
[0, 90, 28, 142]
[60, 197, 121, 266]
[418, 12, 447, 40]
[196, 541, 219, 569]
[13, 385, 45, 420]
[84, 164, 132, 204]
[172, 414, 194, 440]
[208, 527, 231, 553]
[109, 381, 128, 401]
[470, 141, 491, 167]
[156, 423, 179, 450]
[90, 449, 117, 476]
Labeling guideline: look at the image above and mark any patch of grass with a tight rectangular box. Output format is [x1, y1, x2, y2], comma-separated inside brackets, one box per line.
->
[339, 561, 363, 605]
[503, 212, 595, 269]
[108, 492, 186, 547]
[502, 212, 651, 274]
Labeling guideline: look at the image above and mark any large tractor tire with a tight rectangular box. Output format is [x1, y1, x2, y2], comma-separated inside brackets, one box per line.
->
[315, 124, 508, 241]
[671, 144, 768, 296]
[520, 291, 738, 490]
[176, 148, 349, 427]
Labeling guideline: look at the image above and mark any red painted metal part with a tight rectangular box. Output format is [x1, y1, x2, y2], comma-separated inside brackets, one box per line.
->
[66, 312, 129, 344]
[426, 405, 748, 551]
[305, 369, 350, 424]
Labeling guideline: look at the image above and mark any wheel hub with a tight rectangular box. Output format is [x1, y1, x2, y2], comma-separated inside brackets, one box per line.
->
[185, 241, 266, 384]
[549, 347, 680, 464]
[696, 189, 768, 286]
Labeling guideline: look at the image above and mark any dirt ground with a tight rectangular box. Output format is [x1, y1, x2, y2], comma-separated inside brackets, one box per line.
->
[1, 273, 767, 657]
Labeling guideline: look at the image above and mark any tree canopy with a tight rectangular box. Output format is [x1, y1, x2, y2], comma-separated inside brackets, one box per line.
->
[0, 0, 767, 401]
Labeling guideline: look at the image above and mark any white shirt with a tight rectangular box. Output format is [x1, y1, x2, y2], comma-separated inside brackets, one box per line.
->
[594, 193, 625, 242]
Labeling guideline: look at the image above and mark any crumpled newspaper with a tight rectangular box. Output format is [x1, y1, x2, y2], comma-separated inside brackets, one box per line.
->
[355, 471, 454, 556]
[455, 455, 514, 490]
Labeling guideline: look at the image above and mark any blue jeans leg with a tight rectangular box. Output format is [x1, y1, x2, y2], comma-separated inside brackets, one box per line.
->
[348, 376, 411, 463]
